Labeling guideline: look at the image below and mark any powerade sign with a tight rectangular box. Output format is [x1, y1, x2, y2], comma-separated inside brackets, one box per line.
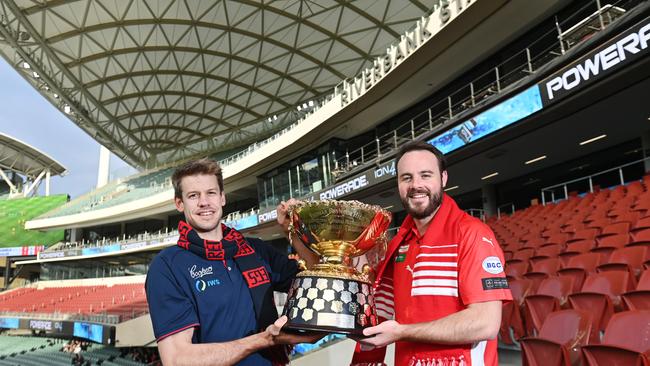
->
[540, 16, 650, 104]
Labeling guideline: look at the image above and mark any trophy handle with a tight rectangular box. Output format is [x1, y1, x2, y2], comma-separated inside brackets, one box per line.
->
[352, 211, 391, 255]
[288, 207, 321, 255]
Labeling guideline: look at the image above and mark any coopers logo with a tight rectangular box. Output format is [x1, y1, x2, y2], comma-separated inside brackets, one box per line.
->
[188, 265, 213, 279]
[543, 19, 650, 102]
[195, 278, 221, 293]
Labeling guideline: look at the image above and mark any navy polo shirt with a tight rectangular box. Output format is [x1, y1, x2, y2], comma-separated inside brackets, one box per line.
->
[146, 237, 298, 366]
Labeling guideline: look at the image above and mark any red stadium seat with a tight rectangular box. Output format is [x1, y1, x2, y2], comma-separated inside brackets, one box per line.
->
[533, 244, 563, 259]
[521, 309, 594, 366]
[569, 228, 600, 243]
[581, 310, 650, 366]
[523, 276, 574, 337]
[622, 269, 650, 311]
[568, 271, 634, 332]
[631, 228, 650, 245]
[513, 248, 536, 262]
[529, 257, 562, 275]
[505, 260, 529, 280]
[597, 246, 648, 281]
[558, 252, 602, 292]
[599, 222, 631, 237]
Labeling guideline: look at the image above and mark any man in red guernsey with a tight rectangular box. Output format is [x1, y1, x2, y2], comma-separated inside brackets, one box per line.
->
[350, 141, 512, 366]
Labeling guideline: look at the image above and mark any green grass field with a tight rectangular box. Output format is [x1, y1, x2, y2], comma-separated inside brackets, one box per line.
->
[0, 195, 68, 247]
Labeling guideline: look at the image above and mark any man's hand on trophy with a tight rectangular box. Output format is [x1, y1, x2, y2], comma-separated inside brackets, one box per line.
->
[264, 315, 325, 345]
[276, 198, 301, 233]
[354, 320, 404, 348]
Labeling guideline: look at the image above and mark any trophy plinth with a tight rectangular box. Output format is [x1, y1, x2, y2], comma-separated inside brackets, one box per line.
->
[282, 200, 391, 335]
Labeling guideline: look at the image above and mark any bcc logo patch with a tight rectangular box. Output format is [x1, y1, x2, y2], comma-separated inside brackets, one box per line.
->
[482, 256, 503, 274]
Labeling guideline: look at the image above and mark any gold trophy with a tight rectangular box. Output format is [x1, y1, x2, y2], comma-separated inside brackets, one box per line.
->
[282, 200, 391, 334]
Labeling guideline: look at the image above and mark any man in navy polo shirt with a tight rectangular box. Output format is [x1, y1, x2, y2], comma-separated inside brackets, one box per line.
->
[146, 158, 319, 365]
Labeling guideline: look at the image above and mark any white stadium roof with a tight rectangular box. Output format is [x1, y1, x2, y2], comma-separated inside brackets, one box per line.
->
[0, 132, 66, 177]
[0, 0, 438, 168]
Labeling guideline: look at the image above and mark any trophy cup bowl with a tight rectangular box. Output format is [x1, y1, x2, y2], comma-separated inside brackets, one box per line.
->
[282, 200, 391, 335]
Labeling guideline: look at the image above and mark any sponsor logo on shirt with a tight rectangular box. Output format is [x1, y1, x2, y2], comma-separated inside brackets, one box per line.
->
[195, 278, 221, 293]
[482, 256, 503, 274]
[189, 264, 213, 279]
[481, 237, 494, 247]
[482, 277, 509, 290]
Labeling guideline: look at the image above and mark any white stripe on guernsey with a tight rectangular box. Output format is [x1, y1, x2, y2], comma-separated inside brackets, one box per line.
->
[471, 340, 487, 366]
[411, 287, 459, 296]
[416, 253, 457, 258]
[413, 270, 458, 277]
[414, 261, 458, 268]
[412, 279, 458, 287]
[375, 297, 394, 307]
[375, 303, 394, 315]
[420, 244, 458, 249]
[375, 289, 394, 299]
[376, 309, 394, 320]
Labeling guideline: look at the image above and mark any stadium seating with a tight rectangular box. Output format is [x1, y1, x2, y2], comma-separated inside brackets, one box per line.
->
[581, 310, 650, 366]
[490, 177, 650, 347]
[0, 282, 147, 321]
[0, 336, 152, 366]
[520, 309, 593, 366]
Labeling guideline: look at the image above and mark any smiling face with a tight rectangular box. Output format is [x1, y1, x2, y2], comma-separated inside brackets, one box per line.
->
[174, 174, 226, 241]
[397, 149, 448, 222]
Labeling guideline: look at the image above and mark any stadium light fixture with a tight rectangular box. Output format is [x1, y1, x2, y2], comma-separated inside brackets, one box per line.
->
[273, 115, 278, 121]
[579, 134, 607, 146]
[297, 105, 302, 111]
[525, 155, 547, 165]
[481, 172, 499, 180]
[63, 105, 71, 114]
[22, 62, 30, 69]
[308, 100, 314, 107]
[444, 185, 459, 192]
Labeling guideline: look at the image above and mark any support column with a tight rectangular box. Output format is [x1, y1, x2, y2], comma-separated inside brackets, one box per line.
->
[45, 170, 51, 196]
[69, 228, 82, 243]
[482, 184, 497, 218]
[97, 145, 111, 188]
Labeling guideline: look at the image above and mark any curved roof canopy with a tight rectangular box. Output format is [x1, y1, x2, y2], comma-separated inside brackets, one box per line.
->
[0, 132, 67, 176]
[0, 0, 435, 168]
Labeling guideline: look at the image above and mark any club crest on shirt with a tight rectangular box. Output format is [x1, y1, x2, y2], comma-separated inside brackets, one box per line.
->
[481, 256, 503, 274]
[189, 264, 213, 279]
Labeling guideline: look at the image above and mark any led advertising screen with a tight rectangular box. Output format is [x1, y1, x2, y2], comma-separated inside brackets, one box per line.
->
[428, 85, 543, 154]
[73, 322, 104, 343]
[0, 317, 19, 329]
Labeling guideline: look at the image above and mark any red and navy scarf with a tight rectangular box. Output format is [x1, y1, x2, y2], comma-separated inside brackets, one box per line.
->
[177, 221, 289, 364]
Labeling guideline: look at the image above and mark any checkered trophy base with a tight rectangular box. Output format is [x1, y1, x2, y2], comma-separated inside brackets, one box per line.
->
[282, 273, 377, 335]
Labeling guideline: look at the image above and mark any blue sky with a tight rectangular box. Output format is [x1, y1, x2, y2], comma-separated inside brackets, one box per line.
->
[0, 57, 135, 198]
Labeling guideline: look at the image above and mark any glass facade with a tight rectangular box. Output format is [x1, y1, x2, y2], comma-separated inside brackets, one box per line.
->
[257, 140, 344, 209]
[39, 252, 157, 280]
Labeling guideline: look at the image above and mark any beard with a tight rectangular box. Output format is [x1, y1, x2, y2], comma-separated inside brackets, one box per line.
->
[400, 188, 443, 219]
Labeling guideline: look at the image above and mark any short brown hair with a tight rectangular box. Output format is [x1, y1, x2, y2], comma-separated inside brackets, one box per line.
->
[172, 158, 224, 199]
[395, 140, 447, 173]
